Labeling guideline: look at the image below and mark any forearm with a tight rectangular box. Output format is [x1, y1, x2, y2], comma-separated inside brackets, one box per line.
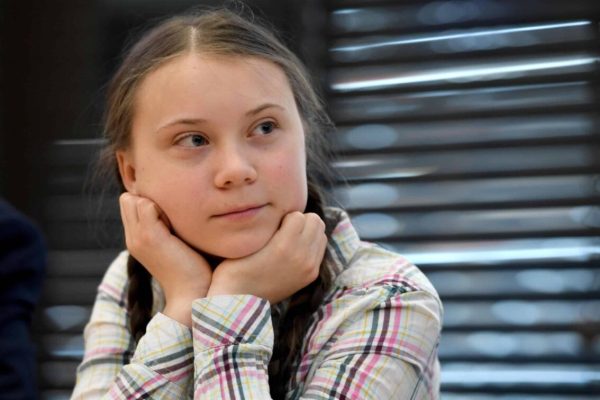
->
[73, 313, 194, 400]
[191, 295, 273, 399]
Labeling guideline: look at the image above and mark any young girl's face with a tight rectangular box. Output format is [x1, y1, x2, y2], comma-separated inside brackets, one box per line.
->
[117, 54, 308, 258]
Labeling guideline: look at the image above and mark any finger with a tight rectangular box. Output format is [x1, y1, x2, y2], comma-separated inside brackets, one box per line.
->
[278, 211, 305, 238]
[118, 194, 129, 238]
[119, 193, 144, 251]
[119, 192, 139, 230]
[155, 203, 173, 231]
[316, 231, 328, 261]
[300, 213, 325, 240]
[294, 214, 327, 270]
[137, 197, 160, 225]
[307, 231, 327, 282]
[308, 215, 328, 262]
[308, 225, 327, 255]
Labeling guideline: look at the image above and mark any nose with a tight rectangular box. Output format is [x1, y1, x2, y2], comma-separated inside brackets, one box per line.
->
[213, 143, 257, 188]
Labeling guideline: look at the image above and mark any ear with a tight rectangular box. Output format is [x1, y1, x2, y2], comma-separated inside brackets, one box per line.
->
[116, 150, 138, 194]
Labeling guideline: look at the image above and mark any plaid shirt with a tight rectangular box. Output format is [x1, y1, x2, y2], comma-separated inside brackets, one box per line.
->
[72, 208, 442, 399]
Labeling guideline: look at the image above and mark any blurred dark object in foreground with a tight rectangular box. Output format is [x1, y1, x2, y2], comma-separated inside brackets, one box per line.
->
[0, 199, 46, 400]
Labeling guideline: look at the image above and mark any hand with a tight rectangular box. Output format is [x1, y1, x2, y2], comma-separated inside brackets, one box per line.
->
[119, 192, 212, 326]
[207, 211, 328, 304]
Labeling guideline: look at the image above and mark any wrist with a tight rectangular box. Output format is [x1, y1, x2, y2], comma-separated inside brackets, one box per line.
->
[164, 285, 209, 303]
[163, 293, 205, 327]
[163, 301, 192, 327]
[206, 283, 234, 298]
[207, 267, 239, 297]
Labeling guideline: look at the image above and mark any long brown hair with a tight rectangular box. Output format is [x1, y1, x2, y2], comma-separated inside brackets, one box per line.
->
[98, 6, 335, 398]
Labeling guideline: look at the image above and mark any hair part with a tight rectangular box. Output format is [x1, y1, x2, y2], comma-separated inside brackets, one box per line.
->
[99, 6, 336, 398]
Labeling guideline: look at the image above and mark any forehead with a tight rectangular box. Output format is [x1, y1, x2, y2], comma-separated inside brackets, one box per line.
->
[133, 54, 296, 121]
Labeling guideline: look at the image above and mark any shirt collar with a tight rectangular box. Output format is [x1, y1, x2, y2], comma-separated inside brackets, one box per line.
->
[271, 207, 360, 317]
[324, 206, 361, 280]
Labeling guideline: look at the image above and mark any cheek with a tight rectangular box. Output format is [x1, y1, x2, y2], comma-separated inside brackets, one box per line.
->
[136, 164, 207, 218]
[270, 148, 308, 211]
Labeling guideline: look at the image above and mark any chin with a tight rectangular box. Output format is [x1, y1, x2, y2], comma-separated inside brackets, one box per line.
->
[211, 244, 265, 259]
[206, 233, 272, 260]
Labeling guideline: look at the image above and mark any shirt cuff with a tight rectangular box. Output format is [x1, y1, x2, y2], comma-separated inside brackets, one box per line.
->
[191, 295, 273, 350]
[131, 312, 194, 383]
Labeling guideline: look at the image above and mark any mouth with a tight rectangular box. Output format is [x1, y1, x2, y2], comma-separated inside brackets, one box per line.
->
[213, 204, 267, 219]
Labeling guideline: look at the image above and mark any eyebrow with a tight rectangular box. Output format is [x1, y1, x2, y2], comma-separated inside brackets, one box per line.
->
[245, 103, 285, 117]
[156, 103, 286, 132]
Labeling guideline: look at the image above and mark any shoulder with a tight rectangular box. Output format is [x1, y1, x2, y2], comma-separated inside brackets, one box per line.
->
[323, 207, 442, 328]
[325, 207, 441, 309]
[339, 243, 439, 302]
[97, 250, 130, 303]
[331, 243, 442, 322]
[311, 238, 442, 374]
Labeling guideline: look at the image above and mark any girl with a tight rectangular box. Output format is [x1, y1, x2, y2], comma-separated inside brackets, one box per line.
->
[72, 6, 442, 399]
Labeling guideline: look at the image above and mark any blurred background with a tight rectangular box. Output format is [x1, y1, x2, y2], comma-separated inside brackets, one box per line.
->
[1, 0, 599, 399]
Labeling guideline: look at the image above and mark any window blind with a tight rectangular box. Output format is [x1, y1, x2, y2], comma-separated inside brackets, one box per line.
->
[325, 0, 600, 397]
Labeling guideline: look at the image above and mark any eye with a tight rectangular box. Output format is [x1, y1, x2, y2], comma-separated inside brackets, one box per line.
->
[176, 133, 208, 147]
[253, 121, 278, 136]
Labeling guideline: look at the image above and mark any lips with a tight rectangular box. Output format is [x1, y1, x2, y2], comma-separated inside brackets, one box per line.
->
[214, 204, 266, 217]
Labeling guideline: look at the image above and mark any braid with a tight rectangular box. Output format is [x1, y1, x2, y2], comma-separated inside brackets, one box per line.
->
[123, 184, 331, 395]
[123, 184, 332, 397]
[126, 254, 153, 343]
[268, 181, 334, 399]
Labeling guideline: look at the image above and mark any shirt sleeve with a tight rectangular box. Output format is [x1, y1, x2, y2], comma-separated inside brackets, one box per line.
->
[189, 287, 441, 400]
[71, 255, 194, 400]
[299, 287, 442, 399]
[191, 295, 273, 399]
